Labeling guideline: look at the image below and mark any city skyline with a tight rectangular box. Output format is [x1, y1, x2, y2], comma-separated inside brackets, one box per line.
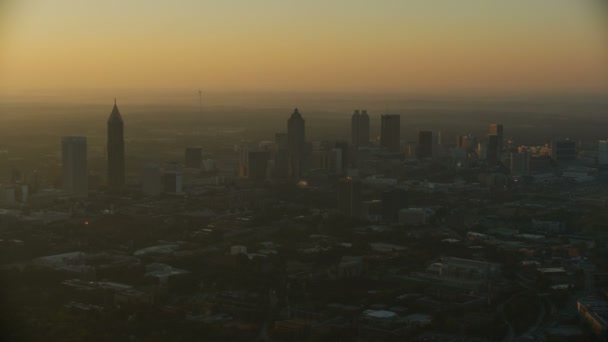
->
[1, 2, 608, 340]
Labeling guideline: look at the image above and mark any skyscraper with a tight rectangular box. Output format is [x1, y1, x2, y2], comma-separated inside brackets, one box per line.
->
[351, 109, 370, 148]
[287, 108, 306, 179]
[62, 136, 88, 197]
[487, 134, 499, 164]
[418, 131, 433, 159]
[338, 177, 362, 218]
[107, 100, 125, 191]
[489, 124, 503, 152]
[162, 162, 182, 193]
[273, 133, 289, 180]
[551, 140, 577, 161]
[381, 114, 401, 152]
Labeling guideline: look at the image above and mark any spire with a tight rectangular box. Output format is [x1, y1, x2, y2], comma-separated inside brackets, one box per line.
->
[290, 108, 302, 119]
[108, 100, 123, 124]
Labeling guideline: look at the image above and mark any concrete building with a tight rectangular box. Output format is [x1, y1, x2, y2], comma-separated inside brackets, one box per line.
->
[62, 136, 88, 197]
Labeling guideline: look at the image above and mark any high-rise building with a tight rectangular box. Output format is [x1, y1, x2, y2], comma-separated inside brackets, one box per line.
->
[487, 134, 499, 164]
[489, 124, 504, 152]
[418, 131, 433, 159]
[599, 140, 608, 167]
[334, 140, 349, 172]
[287, 108, 306, 179]
[338, 177, 362, 218]
[273, 133, 289, 180]
[351, 109, 370, 148]
[510, 150, 530, 176]
[552, 140, 577, 161]
[142, 163, 162, 196]
[380, 114, 400, 152]
[162, 162, 182, 194]
[62, 136, 88, 197]
[185, 147, 203, 168]
[107, 101, 125, 191]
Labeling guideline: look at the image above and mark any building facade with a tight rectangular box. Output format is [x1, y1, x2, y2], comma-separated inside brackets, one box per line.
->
[62, 136, 88, 197]
[351, 109, 370, 148]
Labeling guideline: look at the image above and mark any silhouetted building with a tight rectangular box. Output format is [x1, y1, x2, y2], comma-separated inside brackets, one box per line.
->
[107, 101, 125, 191]
[273, 133, 289, 180]
[489, 124, 503, 152]
[458, 134, 477, 153]
[162, 162, 182, 194]
[142, 163, 162, 196]
[334, 140, 349, 172]
[184, 147, 203, 168]
[338, 177, 362, 218]
[62, 136, 88, 197]
[351, 109, 370, 148]
[381, 114, 400, 152]
[552, 140, 577, 161]
[310, 149, 342, 173]
[248, 151, 269, 182]
[418, 131, 433, 159]
[510, 150, 530, 176]
[487, 134, 499, 164]
[287, 108, 306, 179]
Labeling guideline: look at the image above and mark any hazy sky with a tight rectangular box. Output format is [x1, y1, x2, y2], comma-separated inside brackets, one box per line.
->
[0, 0, 607, 95]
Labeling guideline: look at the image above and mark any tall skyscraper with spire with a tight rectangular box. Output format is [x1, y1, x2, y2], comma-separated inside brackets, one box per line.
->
[287, 108, 305, 179]
[107, 100, 125, 191]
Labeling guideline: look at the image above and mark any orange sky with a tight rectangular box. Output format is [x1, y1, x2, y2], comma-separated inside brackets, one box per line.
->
[0, 0, 607, 95]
